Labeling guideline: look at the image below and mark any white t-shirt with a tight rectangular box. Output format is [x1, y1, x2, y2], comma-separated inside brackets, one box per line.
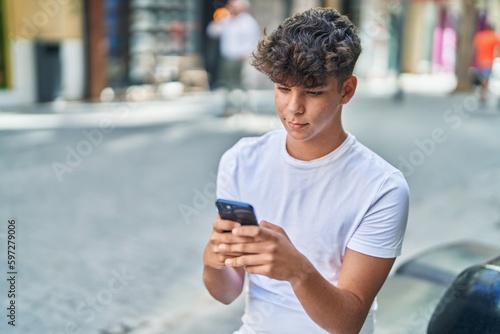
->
[206, 12, 261, 60]
[216, 130, 410, 334]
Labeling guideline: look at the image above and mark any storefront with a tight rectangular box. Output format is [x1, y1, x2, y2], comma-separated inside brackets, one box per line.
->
[0, 0, 84, 105]
[85, 0, 205, 101]
[93, 0, 296, 99]
[7, 0, 495, 105]
[400, 0, 460, 74]
[354, 0, 486, 85]
[104, 0, 200, 87]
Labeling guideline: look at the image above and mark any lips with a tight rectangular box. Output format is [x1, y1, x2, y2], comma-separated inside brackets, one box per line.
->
[287, 121, 308, 130]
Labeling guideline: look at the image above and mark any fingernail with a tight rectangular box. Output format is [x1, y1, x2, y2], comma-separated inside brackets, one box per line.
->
[218, 244, 227, 251]
[225, 259, 233, 267]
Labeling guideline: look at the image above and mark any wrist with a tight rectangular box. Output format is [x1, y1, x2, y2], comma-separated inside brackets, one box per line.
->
[289, 255, 316, 288]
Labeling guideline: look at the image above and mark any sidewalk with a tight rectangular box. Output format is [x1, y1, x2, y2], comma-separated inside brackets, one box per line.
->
[1, 73, 497, 131]
[0, 90, 277, 130]
[1, 83, 499, 334]
[357, 73, 458, 96]
[0, 91, 224, 130]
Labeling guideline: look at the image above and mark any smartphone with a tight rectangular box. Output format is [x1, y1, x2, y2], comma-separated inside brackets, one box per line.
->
[215, 199, 259, 226]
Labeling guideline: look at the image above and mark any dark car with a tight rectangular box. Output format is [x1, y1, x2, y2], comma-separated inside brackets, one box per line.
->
[376, 241, 500, 334]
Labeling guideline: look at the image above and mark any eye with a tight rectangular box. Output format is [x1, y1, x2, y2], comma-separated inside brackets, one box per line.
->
[307, 91, 323, 96]
[277, 86, 290, 93]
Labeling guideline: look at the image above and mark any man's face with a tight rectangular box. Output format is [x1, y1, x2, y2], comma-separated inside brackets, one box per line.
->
[274, 76, 356, 147]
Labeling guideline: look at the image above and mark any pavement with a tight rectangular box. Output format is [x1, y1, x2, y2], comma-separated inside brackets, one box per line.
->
[0, 90, 280, 129]
[0, 81, 500, 334]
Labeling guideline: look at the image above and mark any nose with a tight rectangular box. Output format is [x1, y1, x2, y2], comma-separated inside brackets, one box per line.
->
[285, 91, 305, 116]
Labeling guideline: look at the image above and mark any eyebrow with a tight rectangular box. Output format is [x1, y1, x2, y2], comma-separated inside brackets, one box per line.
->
[276, 83, 328, 89]
[306, 85, 327, 89]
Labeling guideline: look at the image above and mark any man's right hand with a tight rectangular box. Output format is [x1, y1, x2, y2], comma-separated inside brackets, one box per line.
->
[203, 215, 253, 304]
[203, 215, 256, 270]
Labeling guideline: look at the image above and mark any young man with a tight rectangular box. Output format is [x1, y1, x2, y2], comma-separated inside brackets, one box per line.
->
[203, 7, 409, 334]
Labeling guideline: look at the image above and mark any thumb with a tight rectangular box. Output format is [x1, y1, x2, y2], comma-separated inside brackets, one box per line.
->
[259, 220, 284, 233]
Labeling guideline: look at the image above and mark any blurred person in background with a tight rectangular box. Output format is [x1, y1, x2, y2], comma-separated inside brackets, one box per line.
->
[203, 7, 409, 334]
[472, 23, 500, 102]
[206, 0, 260, 114]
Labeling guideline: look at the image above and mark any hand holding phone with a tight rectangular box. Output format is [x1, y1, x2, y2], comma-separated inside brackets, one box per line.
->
[215, 199, 259, 226]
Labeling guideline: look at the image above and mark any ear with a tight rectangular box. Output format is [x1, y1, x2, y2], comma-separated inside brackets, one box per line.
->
[340, 75, 357, 105]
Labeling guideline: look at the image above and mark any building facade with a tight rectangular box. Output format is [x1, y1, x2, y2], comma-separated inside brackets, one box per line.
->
[0, 0, 85, 105]
[0, 0, 498, 105]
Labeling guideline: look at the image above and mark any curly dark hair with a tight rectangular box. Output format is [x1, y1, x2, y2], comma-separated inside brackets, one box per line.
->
[251, 7, 362, 90]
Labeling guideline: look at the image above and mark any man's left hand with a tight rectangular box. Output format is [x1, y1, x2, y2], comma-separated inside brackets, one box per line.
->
[221, 221, 311, 283]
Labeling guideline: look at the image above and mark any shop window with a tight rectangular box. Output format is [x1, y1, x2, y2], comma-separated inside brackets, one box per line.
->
[105, 0, 200, 88]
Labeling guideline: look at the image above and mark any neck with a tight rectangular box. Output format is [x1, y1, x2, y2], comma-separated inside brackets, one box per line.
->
[286, 127, 347, 161]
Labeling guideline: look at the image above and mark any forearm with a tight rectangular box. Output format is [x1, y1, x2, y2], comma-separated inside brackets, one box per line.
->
[203, 265, 244, 304]
[203, 238, 245, 304]
[290, 262, 367, 334]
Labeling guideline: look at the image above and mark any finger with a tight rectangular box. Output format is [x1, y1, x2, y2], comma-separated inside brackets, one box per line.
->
[213, 218, 240, 233]
[225, 254, 270, 268]
[212, 243, 250, 257]
[213, 254, 239, 269]
[232, 224, 281, 242]
[231, 225, 261, 238]
[259, 221, 291, 242]
[212, 231, 256, 244]
[243, 264, 273, 276]
[217, 242, 263, 254]
[205, 245, 237, 269]
[259, 220, 285, 234]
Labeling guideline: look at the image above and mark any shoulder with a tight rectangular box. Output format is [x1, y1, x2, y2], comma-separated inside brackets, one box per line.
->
[347, 136, 400, 174]
[220, 130, 284, 165]
[232, 129, 282, 151]
[346, 135, 409, 196]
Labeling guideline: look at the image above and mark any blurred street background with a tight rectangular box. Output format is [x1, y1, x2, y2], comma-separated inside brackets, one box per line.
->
[1, 0, 500, 333]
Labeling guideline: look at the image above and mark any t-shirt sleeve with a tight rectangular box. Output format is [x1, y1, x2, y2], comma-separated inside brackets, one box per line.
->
[216, 144, 240, 201]
[347, 172, 410, 258]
